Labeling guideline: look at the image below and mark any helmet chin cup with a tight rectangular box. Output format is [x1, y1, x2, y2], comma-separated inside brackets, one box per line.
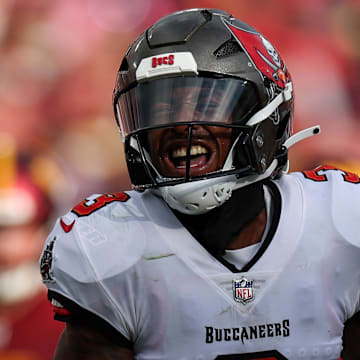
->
[155, 160, 278, 215]
[156, 175, 237, 215]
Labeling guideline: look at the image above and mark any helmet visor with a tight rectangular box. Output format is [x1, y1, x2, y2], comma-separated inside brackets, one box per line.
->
[115, 76, 259, 140]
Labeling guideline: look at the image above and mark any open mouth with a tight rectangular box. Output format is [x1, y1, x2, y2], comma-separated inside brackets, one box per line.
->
[148, 127, 227, 178]
[170, 145, 210, 169]
[158, 141, 216, 177]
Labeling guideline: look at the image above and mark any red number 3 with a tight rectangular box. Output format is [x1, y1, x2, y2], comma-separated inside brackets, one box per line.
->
[71, 192, 130, 217]
[302, 165, 360, 184]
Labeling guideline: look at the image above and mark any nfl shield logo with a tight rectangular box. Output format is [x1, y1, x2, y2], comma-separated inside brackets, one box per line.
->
[233, 277, 255, 304]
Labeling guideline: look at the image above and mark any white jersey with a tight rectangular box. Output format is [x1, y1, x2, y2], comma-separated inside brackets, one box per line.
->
[40, 168, 360, 360]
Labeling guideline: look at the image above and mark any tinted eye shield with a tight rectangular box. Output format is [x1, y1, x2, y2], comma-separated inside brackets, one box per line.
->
[113, 76, 260, 140]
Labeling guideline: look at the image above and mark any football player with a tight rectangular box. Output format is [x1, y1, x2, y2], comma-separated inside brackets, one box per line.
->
[40, 9, 359, 360]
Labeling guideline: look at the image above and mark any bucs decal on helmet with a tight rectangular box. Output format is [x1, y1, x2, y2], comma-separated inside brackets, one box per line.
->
[225, 22, 289, 88]
[152, 54, 174, 68]
[136, 52, 198, 82]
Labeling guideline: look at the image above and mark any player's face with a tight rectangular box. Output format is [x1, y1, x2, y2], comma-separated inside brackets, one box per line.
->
[147, 86, 232, 178]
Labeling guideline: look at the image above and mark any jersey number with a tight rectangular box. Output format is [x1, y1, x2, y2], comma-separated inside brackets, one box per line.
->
[216, 350, 287, 359]
[71, 192, 130, 216]
[302, 165, 360, 183]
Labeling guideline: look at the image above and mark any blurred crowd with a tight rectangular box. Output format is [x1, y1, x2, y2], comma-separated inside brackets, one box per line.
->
[0, 0, 360, 358]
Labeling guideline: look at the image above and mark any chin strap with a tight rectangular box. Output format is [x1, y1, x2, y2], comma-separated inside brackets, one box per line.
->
[232, 158, 279, 191]
[233, 124, 321, 190]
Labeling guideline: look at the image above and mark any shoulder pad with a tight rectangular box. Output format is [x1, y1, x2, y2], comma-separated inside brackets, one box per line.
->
[39, 190, 155, 340]
[329, 171, 360, 248]
[294, 166, 360, 248]
[39, 190, 147, 290]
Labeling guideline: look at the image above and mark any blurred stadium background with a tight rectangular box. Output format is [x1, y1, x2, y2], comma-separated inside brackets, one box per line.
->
[1, 0, 360, 358]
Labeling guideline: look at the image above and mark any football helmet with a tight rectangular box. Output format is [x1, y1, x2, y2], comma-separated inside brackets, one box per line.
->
[113, 8, 320, 214]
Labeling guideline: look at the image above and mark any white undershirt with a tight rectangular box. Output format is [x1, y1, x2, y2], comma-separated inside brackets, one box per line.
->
[222, 185, 272, 269]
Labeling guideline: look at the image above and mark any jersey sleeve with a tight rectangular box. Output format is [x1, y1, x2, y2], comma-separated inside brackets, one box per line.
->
[329, 171, 360, 320]
[329, 172, 360, 248]
[295, 167, 360, 320]
[48, 290, 133, 348]
[39, 192, 147, 342]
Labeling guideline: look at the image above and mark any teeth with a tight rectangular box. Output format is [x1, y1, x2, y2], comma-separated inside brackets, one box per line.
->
[172, 145, 208, 158]
[172, 147, 187, 158]
[190, 145, 208, 156]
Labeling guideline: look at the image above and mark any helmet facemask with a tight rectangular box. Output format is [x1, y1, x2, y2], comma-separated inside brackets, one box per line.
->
[115, 76, 265, 188]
